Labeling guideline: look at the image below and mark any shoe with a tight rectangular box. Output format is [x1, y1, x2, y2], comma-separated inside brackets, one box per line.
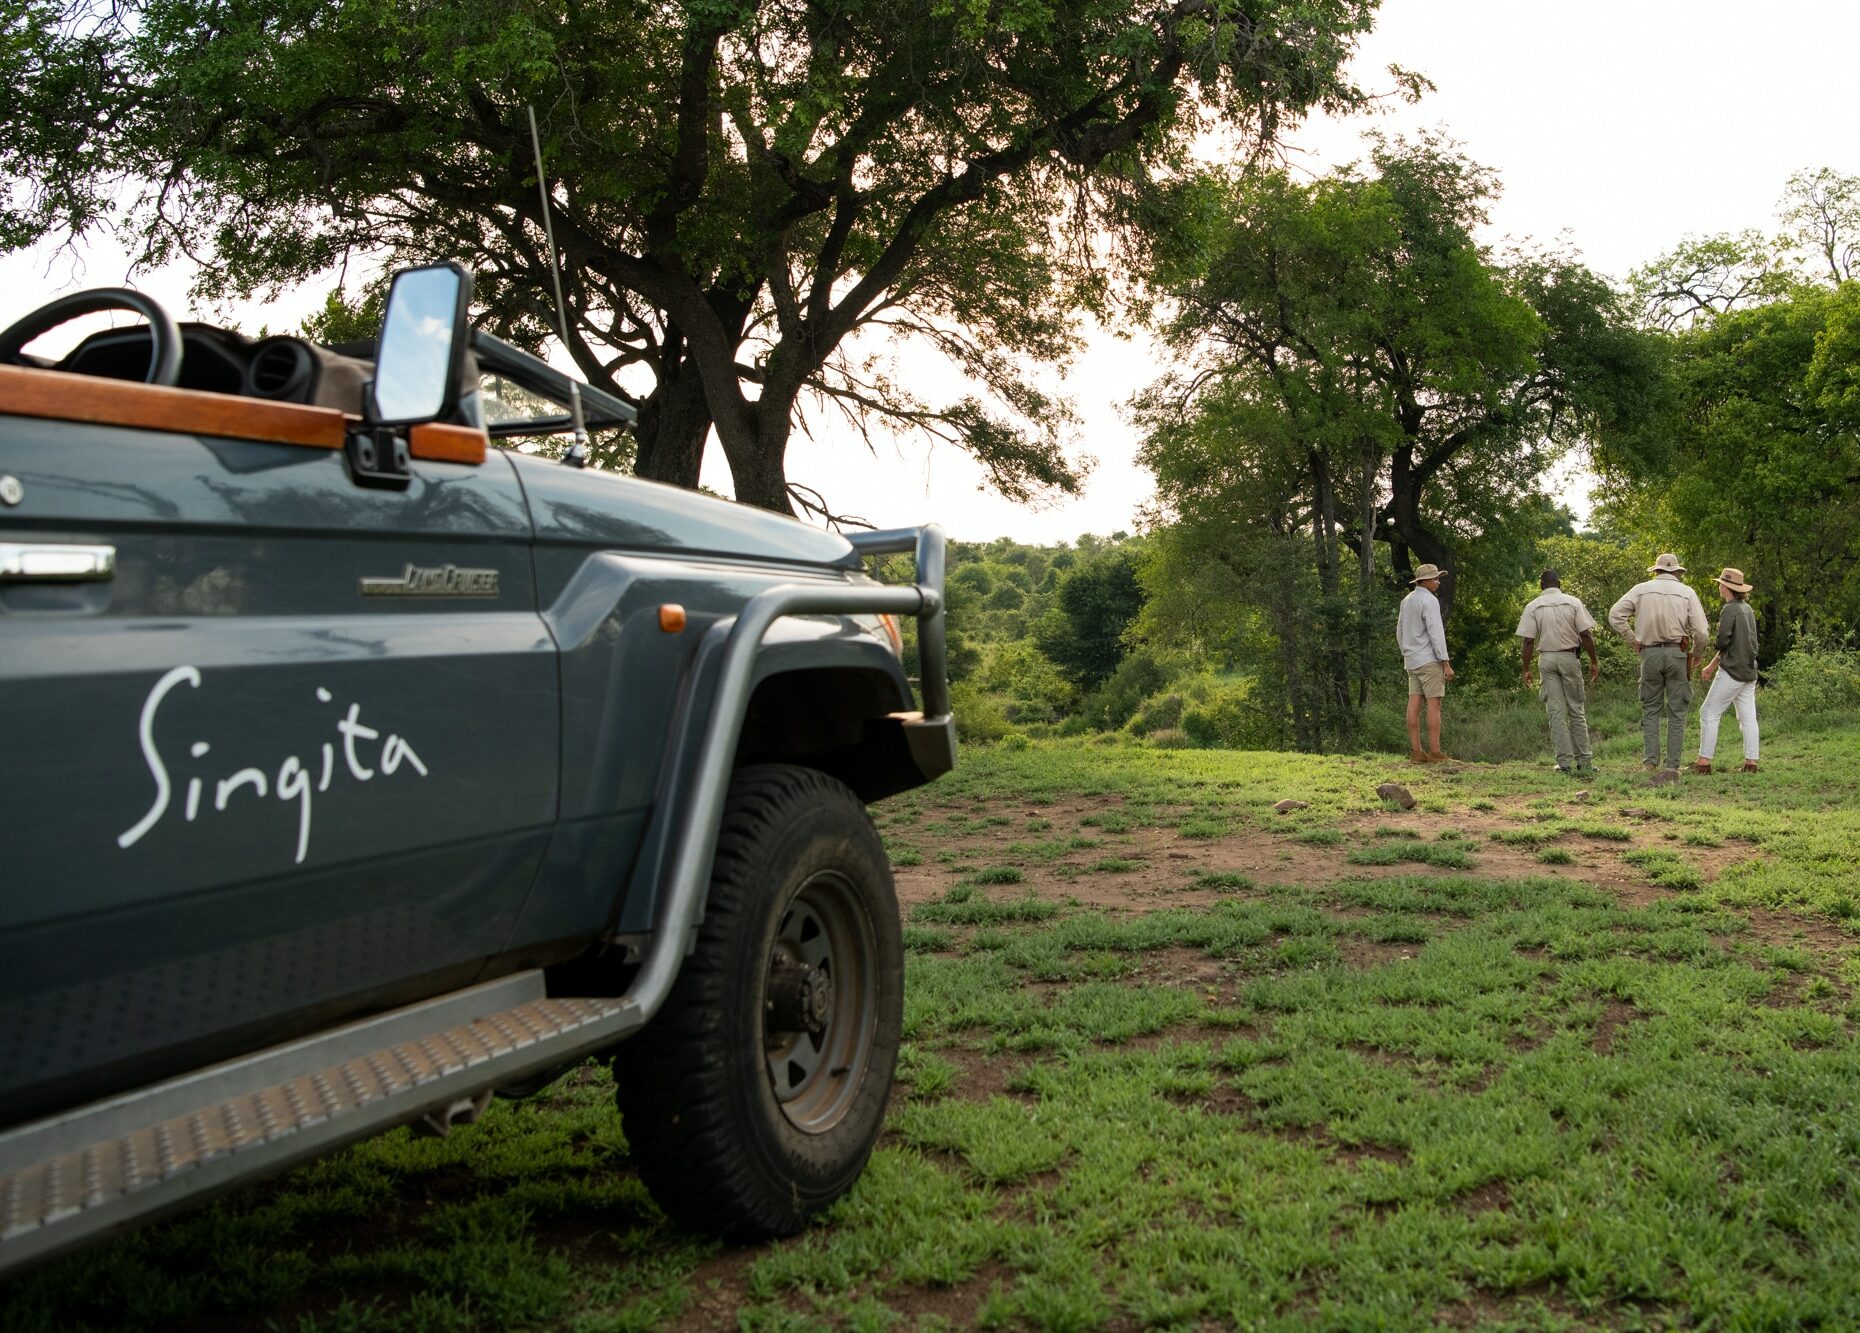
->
[1409, 749, 1429, 764]
[1641, 760, 1659, 773]
[1690, 759, 1712, 775]
[1575, 763, 1594, 776]
[1427, 751, 1458, 764]
[1555, 765, 1572, 775]
[1741, 760, 1759, 773]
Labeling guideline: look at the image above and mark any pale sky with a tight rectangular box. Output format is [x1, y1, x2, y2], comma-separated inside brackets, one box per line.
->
[6, 0, 1857, 541]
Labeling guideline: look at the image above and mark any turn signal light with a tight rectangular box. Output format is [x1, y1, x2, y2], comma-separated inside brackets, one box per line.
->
[659, 604, 686, 633]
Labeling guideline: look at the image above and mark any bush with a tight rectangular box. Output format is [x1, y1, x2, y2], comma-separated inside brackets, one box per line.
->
[949, 679, 1013, 743]
[1078, 647, 1180, 731]
[1181, 681, 1250, 748]
[1128, 689, 1186, 737]
[1125, 674, 1268, 750]
[1766, 634, 1860, 717]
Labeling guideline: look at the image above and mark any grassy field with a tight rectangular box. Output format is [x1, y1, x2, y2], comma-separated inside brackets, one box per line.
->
[9, 716, 1860, 1331]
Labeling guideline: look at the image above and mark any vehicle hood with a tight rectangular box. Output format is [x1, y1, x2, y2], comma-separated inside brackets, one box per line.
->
[506, 453, 859, 568]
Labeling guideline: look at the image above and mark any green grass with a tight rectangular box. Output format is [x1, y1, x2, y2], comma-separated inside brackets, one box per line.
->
[17, 725, 1860, 1330]
[971, 865, 1025, 885]
[1621, 848, 1706, 891]
[1346, 839, 1477, 870]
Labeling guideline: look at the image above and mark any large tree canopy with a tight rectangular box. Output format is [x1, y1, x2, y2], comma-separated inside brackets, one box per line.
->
[1133, 137, 1652, 747]
[1596, 169, 1860, 655]
[7, 0, 1393, 514]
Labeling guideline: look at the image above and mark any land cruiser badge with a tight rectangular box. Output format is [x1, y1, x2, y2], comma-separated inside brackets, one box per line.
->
[360, 563, 499, 597]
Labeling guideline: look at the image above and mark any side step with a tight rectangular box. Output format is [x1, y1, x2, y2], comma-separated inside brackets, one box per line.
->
[0, 971, 644, 1275]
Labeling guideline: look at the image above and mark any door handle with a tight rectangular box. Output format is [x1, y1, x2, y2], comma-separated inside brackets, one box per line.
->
[0, 542, 117, 581]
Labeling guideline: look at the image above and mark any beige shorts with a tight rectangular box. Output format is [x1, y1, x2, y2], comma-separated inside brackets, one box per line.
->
[1406, 661, 1447, 699]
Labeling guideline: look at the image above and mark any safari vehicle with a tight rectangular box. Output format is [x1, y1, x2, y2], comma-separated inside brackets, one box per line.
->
[0, 264, 954, 1274]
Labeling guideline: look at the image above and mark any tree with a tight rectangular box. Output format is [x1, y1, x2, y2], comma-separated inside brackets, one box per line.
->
[1033, 544, 1146, 691]
[1626, 170, 1860, 330]
[1594, 281, 1860, 653]
[1133, 136, 1653, 747]
[1780, 167, 1860, 286]
[1599, 168, 1860, 655]
[1625, 231, 1798, 331]
[7, 0, 1390, 515]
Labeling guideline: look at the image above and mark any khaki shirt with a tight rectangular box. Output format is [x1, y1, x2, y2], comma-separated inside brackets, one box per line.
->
[1516, 588, 1595, 652]
[1608, 574, 1710, 646]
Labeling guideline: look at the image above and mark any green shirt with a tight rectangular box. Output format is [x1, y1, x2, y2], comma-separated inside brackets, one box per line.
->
[1715, 600, 1759, 683]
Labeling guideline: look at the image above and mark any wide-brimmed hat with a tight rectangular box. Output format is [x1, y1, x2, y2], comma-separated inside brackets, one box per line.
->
[1716, 567, 1754, 593]
[1648, 552, 1686, 574]
[1410, 563, 1445, 584]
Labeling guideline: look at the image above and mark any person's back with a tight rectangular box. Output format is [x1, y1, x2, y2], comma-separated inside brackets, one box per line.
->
[1517, 575, 1599, 775]
[1608, 555, 1710, 778]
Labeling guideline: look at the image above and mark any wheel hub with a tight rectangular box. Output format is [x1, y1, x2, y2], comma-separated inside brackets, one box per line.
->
[766, 956, 831, 1036]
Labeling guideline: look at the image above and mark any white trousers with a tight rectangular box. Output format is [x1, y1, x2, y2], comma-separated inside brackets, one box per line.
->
[1697, 671, 1758, 761]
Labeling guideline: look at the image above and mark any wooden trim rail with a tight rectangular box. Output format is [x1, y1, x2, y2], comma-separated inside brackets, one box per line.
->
[0, 364, 487, 465]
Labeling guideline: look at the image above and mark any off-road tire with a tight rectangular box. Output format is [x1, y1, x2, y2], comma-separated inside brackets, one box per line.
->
[614, 763, 903, 1238]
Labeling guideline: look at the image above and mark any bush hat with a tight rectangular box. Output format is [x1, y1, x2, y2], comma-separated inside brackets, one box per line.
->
[1648, 553, 1686, 574]
[1410, 563, 1445, 584]
[1716, 567, 1754, 593]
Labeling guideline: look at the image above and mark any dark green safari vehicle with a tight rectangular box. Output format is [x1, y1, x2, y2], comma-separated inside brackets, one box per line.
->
[0, 265, 954, 1272]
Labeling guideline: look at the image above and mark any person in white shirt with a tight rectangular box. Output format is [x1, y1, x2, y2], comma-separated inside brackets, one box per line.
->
[1397, 564, 1454, 762]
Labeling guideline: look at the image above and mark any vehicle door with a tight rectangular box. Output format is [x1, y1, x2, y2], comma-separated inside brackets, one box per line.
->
[0, 371, 557, 1122]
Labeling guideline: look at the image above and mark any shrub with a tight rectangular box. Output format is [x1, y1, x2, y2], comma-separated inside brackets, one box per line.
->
[1766, 634, 1860, 717]
[1078, 647, 1181, 731]
[1128, 689, 1186, 737]
[1127, 673, 1267, 749]
[949, 679, 1013, 743]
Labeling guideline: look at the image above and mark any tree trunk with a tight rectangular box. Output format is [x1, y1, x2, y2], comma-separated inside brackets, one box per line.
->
[1310, 450, 1341, 597]
[631, 360, 713, 488]
[721, 397, 797, 515]
[1355, 457, 1379, 708]
[1387, 446, 1458, 620]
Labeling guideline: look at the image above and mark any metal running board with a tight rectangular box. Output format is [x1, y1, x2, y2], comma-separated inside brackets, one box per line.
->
[0, 971, 643, 1274]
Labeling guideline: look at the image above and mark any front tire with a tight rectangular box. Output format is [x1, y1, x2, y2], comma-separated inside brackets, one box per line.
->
[614, 764, 903, 1238]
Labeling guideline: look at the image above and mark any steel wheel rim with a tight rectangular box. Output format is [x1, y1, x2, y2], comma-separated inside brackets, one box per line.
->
[763, 869, 877, 1134]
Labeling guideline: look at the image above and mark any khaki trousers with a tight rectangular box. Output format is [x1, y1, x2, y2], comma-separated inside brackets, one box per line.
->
[1537, 650, 1591, 770]
[1638, 644, 1691, 769]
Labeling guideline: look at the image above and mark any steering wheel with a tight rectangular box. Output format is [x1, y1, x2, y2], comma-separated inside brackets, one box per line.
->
[0, 288, 184, 387]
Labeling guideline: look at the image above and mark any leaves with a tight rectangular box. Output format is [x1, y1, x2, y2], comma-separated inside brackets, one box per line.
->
[5, 0, 1382, 511]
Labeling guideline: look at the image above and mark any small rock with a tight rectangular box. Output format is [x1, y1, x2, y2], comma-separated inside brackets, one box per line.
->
[1646, 771, 1678, 789]
[1572, 789, 1591, 800]
[1375, 783, 1416, 810]
[1621, 807, 1653, 818]
[1272, 799, 1310, 814]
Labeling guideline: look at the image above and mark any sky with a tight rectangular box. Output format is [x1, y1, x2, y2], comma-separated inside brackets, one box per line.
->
[6, 0, 1857, 541]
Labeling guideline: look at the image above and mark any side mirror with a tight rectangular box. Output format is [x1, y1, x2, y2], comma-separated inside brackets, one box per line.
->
[368, 263, 473, 424]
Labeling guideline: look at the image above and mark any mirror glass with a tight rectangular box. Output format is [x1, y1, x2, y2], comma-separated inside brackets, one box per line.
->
[372, 266, 463, 422]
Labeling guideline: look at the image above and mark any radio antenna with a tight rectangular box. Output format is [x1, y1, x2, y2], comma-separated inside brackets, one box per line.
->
[528, 105, 589, 469]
